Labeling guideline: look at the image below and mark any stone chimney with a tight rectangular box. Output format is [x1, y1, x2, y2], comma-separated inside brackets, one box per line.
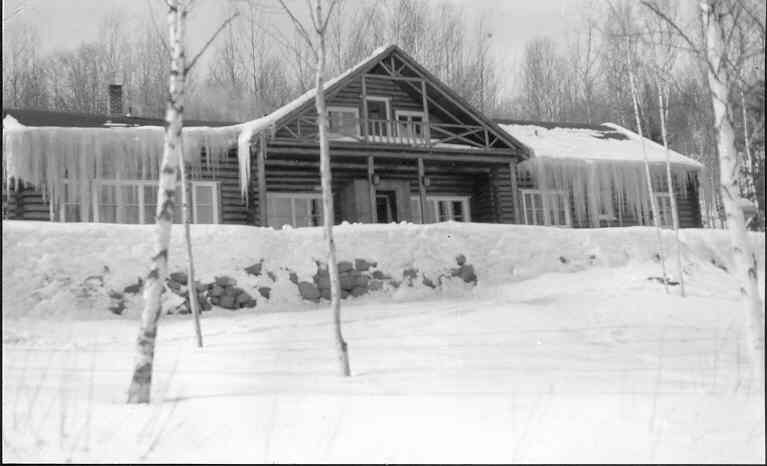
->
[108, 84, 123, 116]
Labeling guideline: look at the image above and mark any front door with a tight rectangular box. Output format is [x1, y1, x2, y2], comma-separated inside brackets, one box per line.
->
[376, 190, 398, 223]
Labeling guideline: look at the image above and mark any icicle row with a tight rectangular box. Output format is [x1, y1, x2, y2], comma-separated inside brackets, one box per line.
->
[519, 157, 702, 227]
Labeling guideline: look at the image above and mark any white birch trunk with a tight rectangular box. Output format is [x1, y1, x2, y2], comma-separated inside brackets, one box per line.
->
[627, 57, 669, 293]
[314, 0, 351, 377]
[701, 1, 764, 389]
[657, 82, 686, 297]
[127, 0, 186, 404]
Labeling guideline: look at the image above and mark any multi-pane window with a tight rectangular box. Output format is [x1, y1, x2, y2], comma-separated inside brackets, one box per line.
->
[652, 193, 674, 228]
[410, 196, 470, 223]
[61, 182, 81, 222]
[328, 107, 359, 137]
[520, 189, 571, 227]
[267, 193, 323, 228]
[87, 180, 219, 224]
[366, 97, 391, 136]
[395, 110, 425, 140]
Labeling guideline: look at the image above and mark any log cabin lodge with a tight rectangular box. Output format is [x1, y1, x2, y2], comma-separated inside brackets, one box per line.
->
[2, 45, 705, 229]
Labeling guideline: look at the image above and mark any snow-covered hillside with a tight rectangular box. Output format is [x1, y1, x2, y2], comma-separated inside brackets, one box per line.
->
[2, 221, 765, 463]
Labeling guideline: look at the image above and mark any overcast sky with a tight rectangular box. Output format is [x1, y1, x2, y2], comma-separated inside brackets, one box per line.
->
[4, 0, 588, 94]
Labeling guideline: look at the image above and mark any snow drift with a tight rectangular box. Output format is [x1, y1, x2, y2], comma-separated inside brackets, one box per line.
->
[2, 220, 763, 320]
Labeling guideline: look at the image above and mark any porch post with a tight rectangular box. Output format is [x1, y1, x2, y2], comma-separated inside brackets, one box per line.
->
[367, 155, 377, 223]
[361, 75, 369, 143]
[257, 132, 268, 226]
[509, 160, 522, 224]
[420, 79, 430, 147]
[418, 158, 427, 224]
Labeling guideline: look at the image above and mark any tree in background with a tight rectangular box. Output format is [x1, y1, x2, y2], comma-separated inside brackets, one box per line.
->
[641, 0, 764, 390]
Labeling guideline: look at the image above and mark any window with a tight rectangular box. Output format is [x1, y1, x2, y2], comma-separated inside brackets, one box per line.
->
[652, 193, 673, 228]
[60, 182, 81, 222]
[89, 180, 219, 224]
[365, 96, 391, 137]
[395, 110, 425, 140]
[520, 189, 571, 227]
[410, 196, 471, 223]
[328, 106, 359, 137]
[267, 193, 323, 228]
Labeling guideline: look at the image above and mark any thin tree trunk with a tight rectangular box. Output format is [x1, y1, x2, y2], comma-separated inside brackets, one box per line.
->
[175, 0, 202, 349]
[657, 82, 686, 297]
[127, 0, 186, 404]
[740, 88, 757, 204]
[702, 1, 764, 389]
[179, 145, 203, 348]
[314, 3, 351, 377]
[627, 51, 669, 293]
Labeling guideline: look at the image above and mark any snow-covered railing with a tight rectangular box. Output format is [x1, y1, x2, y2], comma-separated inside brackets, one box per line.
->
[288, 115, 491, 149]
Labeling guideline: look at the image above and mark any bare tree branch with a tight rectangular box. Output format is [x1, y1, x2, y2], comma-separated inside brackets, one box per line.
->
[185, 11, 240, 74]
[147, 0, 170, 54]
[277, 0, 317, 59]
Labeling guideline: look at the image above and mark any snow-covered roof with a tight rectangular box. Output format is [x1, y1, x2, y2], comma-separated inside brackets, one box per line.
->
[495, 120, 703, 169]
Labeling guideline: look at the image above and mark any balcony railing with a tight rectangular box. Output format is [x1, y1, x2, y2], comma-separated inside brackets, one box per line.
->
[288, 116, 493, 149]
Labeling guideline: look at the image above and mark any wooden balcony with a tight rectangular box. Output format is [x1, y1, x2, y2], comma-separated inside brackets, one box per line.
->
[283, 116, 495, 150]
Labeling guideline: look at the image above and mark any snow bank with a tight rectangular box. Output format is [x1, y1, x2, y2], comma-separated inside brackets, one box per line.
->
[2, 220, 763, 320]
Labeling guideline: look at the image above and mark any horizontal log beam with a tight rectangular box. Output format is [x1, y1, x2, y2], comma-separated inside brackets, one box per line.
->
[265, 146, 515, 164]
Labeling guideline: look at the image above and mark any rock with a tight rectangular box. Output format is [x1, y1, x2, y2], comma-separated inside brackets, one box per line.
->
[215, 275, 237, 287]
[350, 286, 367, 297]
[403, 268, 418, 280]
[166, 279, 182, 292]
[339, 272, 355, 291]
[258, 287, 271, 299]
[390, 280, 401, 288]
[422, 276, 436, 288]
[108, 290, 124, 300]
[123, 279, 142, 294]
[169, 271, 188, 284]
[559, 256, 569, 264]
[315, 269, 331, 289]
[108, 301, 126, 315]
[371, 270, 389, 280]
[289, 271, 299, 284]
[354, 258, 376, 271]
[199, 296, 212, 311]
[456, 254, 467, 266]
[209, 285, 224, 297]
[298, 281, 321, 301]
[267, 271, 277, 282]
[369, 279, 383, 291]
[453, 264, 477, 284]
[236, 292, 257, 309]
[244, 262, 263, 276]
[341, 289, 350, 299]
[219, 295, 237, 310]
[338, 261, 354, 273]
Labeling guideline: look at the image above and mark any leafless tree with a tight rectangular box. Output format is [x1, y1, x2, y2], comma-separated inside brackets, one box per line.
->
[642, 0, 764, 389]
[277, 0, 351, 377]
[128, 0, 238, 403]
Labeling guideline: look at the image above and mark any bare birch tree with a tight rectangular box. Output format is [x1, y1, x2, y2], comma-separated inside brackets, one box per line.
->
[128, 0, 238, 403]
[641, 0, 764, 388]
[277, 0, 351, 377]
[127, 0, 189, 404]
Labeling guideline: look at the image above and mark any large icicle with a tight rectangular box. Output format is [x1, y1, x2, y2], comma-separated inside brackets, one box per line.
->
[519, 156, 699, 228]
[2, 124, 242, 221]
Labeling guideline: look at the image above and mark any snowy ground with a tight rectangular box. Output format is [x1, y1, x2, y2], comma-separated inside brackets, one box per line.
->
[2, 221, 765, 463]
